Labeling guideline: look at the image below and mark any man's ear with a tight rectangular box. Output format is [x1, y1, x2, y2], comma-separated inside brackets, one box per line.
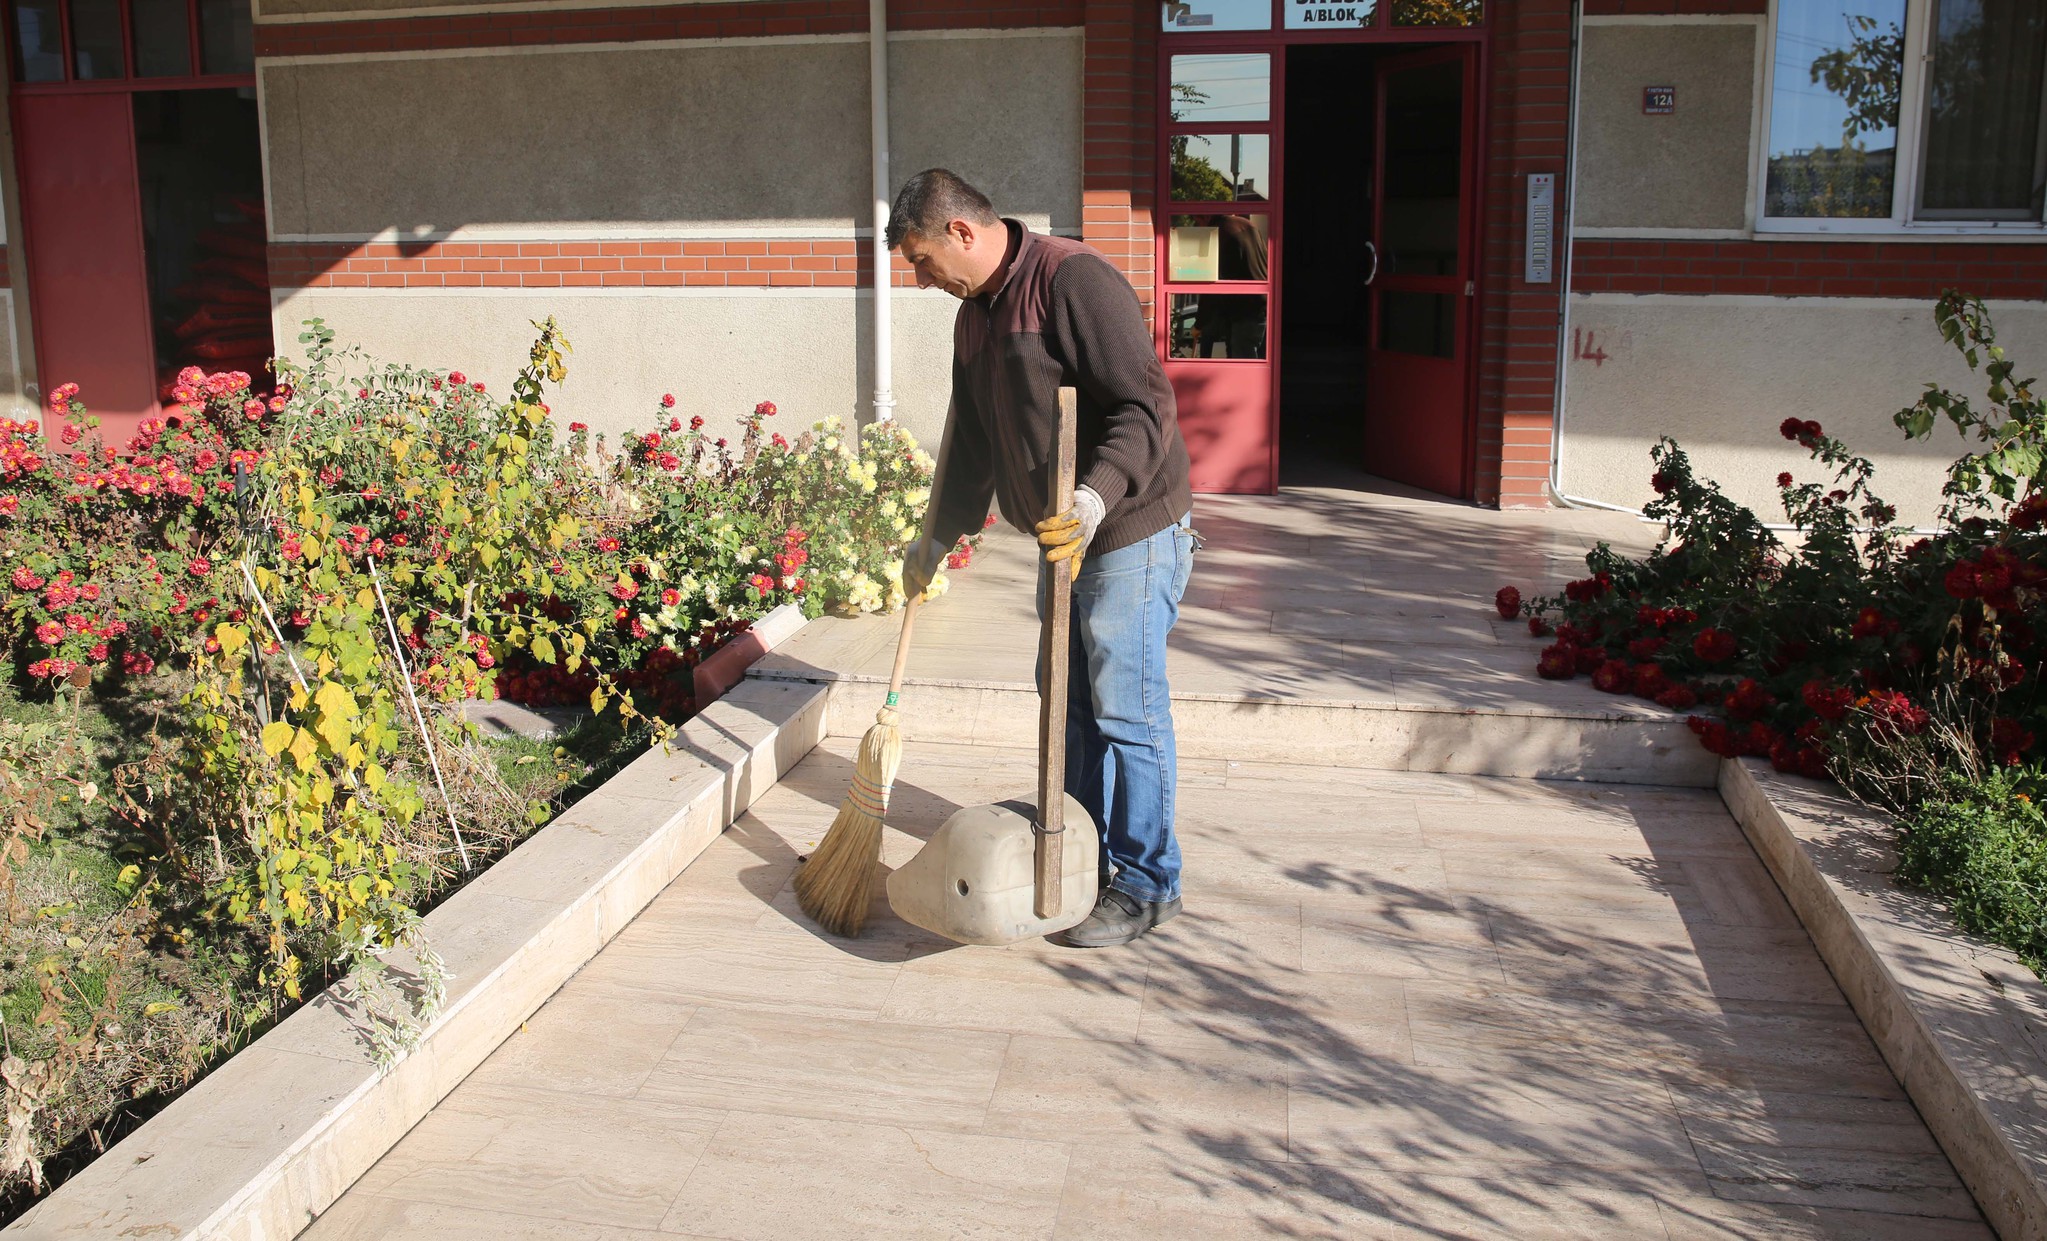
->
[947, 218, 977, 249]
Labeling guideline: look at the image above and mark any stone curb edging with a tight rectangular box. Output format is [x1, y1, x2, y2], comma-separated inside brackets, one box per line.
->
[7, 677, 828, 1240]
[1721, 758, 2047, 1241]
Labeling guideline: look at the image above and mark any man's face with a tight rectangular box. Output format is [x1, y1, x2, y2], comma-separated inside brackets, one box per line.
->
[899, 222, 985, 299]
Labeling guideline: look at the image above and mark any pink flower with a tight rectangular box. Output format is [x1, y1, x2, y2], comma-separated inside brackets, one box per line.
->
[661, 588, 681, 607]
[754, 401, 777, 417]
[187, 556, 212, 578]
[449, 371, 467, 385]
[661, 393, 676, 408]
[568, 422, 588, 433]
[34, 620, 62, 644]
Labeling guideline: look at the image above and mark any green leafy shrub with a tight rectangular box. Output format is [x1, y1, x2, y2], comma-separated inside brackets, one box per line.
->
[1897, 770, 2047, 974]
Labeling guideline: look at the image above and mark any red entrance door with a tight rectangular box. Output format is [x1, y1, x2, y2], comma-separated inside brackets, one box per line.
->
[1362, 46, 1478, 497]
[16, 93, 158, 443]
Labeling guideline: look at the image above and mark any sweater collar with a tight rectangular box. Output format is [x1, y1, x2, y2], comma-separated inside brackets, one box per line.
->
[974, 219, 1032, 308]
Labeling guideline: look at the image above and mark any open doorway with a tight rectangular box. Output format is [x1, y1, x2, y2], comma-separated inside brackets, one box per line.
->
[1279, 41, 1477, 498]
[1278, 42, 1375, 487]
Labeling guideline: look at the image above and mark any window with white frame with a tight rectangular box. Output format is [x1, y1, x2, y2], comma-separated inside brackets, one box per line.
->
[1762, 0, 2047, 230]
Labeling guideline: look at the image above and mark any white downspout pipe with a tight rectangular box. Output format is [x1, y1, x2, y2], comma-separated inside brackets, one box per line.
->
[1544, 0, 1640, 514]
[869, 0, 897, 423]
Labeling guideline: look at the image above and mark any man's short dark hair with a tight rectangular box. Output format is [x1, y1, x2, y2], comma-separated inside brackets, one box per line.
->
[885, 169, 999, 249]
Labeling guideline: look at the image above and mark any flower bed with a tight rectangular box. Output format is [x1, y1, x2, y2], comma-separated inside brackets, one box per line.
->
[1501, 292, 2045, 972]
[0, 318, 972, 1212]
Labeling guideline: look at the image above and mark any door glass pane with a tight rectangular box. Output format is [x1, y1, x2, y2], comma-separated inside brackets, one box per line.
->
[1169, 292, 1267, 359]
[1392, 0, 1481, 25]
[1287, 0, 1378, 28]
[135, 0, 195, 78]
[71, 0, 126, 79]
[1171, 54, 1272, 123]
[200, 0, 253, 74]
[1919, 0, 2047, 218]
[1170, 214, 1270, 280]
[1162, 1, 1271, 31]
[1381, 61, 1463, 276]
[1378, 291, 1456, 357]
[1764, 0, 1906, 219]
[1171, 134, 1272, 202]
[13, 0, 64, 82]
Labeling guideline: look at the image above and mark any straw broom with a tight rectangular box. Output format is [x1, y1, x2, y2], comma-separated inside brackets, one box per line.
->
[794, 595, 920, 936]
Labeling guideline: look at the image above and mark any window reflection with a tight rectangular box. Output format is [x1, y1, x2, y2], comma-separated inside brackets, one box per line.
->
[1920, 0, 2047, 218]
[1170, 214, 1269, 281]
[135, 0, 196, 78]
[1391, 0, 1482, 25]
[1171, 134, 1272, 203]
[1170, 54, 1272, 124]
[200, 0, 254, 75]
[1170, 293, 1267, 359]
[72, 0, 126, 79]
[13, 0, 63, 83]
[1162, 0, 1271, 31]
[1382, 61, 1463, 276]
[1765, 0, 1906, 218]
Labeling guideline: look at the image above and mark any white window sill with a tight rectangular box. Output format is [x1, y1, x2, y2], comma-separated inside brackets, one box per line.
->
[1754, 222, 2047, 241]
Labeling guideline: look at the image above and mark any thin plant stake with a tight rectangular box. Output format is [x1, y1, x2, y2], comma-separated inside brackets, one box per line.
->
[238, 559, 311, 696]
[368, 557, 472, 871]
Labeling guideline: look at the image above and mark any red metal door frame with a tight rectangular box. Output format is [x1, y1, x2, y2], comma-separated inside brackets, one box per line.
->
[1156, 42, 1284, 493]
[1154, 2, 1491, 498]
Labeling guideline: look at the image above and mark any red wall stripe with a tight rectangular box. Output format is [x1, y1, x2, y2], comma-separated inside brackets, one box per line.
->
[1570, 239, 2047, 301]
[253, 0, 1085, 58]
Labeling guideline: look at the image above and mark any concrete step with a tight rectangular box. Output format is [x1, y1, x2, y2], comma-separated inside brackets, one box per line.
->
[747, 658, 1716, 788]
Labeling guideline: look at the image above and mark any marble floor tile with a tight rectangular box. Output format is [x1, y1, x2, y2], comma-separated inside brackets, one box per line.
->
[636, 1006, 1009, 1129]
[661, 1111, 1070, 1241]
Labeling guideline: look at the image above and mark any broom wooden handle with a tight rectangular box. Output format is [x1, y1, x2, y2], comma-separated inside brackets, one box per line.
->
[884, 594, 919, 708]
[1036, 387, 1078, 920]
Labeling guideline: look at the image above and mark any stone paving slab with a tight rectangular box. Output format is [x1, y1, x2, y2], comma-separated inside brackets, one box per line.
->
[302, 737, 1991, 1239]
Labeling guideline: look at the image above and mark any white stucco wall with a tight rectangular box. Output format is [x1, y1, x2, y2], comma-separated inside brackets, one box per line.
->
[1558, 293, 2047, 527]
[271, 286, 962, 450]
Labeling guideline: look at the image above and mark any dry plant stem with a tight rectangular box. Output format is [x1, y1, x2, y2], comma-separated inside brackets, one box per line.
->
[792, 596, 918, 937]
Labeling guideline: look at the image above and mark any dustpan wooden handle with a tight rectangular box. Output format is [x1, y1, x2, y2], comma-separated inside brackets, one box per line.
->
[1036, 387, 1078, 919]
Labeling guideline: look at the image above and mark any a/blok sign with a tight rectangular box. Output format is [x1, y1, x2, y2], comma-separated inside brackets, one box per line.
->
[1287, 0, 1372, 27]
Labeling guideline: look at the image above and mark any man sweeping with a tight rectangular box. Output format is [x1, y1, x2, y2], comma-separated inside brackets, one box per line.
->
[890, 169, 1197, 949]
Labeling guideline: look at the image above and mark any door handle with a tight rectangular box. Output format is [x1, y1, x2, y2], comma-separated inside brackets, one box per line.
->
[1362, 241, 1380, 287]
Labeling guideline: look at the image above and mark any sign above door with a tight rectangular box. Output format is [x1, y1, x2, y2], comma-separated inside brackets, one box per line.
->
[1287, 1, 1374, 27]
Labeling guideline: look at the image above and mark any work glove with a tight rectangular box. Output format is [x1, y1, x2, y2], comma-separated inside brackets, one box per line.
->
[900, 535, 948, 601]
[1035, 485, 1105, 582]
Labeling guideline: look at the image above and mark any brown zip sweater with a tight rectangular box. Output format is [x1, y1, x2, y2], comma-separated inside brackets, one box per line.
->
[922, 220, 1193, 558]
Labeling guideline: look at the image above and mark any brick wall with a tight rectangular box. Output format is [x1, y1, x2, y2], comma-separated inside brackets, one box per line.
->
[1476, 0, 1574, 508]
[268, 238, 926, 289]
[1572, 239, 2047, 301]
[254, 0, 1084, 57]
[1079, 0, 1156, 318]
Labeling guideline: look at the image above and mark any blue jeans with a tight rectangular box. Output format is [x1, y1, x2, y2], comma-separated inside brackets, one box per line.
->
[1037, 512, 1196, 904]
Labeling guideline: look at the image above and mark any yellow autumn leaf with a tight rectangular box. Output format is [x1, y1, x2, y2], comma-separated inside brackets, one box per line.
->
[261, 721, 295, 757]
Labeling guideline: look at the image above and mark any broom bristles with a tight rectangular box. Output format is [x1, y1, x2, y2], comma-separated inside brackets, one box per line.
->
[793, 707, 903, 937]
